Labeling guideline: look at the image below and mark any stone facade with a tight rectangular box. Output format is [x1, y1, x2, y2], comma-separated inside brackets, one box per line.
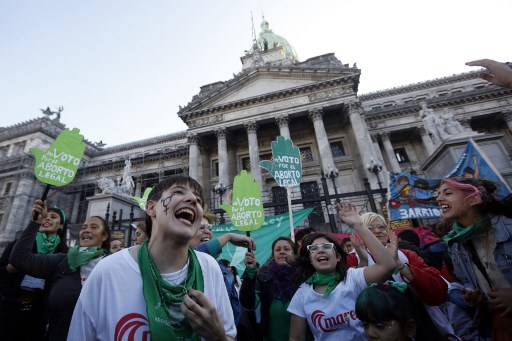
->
[1, 21, 512, 250]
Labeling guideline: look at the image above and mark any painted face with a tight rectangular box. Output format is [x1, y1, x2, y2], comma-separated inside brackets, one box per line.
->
[133, 227, 148, 245]
[368, 219, 389, 246]
[273, 240, 294, 266]
[110, 240, 123, 253]
[363, 320, 408, 341]
[149, 183, 204, 242]
[436, 182, 476, 222]
[38, 210, 63, 236]
[308, 237, 340, 274]
[79, 217, 108, 248]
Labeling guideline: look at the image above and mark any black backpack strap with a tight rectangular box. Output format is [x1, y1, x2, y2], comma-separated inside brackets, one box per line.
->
[463, 241, 494, 290]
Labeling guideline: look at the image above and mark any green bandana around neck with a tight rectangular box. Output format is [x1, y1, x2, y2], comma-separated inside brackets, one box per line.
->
[36, 232, 60, 254]
[443, 215, 491, 247]
[305, 272, 341, 297]
[138, 241, 204, 341]
[67, 246, 106, 272]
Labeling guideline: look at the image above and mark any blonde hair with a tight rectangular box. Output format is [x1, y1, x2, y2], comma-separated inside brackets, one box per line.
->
[360, 212, 387, 227]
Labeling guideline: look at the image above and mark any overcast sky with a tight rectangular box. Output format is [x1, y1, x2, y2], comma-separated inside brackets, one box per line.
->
[1, 0, 509, 146]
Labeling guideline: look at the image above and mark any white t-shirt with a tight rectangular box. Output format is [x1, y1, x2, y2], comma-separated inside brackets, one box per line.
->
[67, 247, 236, 340]
[287, 268, 367, 341]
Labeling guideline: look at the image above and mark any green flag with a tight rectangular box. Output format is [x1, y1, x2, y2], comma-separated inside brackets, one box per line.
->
[31, 128, 86, 186]
[212, 208, 313, 273]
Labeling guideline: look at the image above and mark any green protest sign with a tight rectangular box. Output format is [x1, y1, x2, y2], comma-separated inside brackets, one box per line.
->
[213, 208, 313, 273]
[30, 128, 86, 186]
[220, 170, 265, 232]
[260, 135, 302, 187]
[132, 187, 153, 211]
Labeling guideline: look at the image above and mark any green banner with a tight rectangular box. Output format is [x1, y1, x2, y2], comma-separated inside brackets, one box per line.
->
[260, 136, 302, 187]
[212, 208, 313, 274]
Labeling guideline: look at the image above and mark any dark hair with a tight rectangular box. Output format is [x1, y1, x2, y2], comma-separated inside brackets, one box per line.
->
[144, 175, 205, 238]
[272, 236, 296, 254]
[218, 259, 230, 268]
[48, 206, 69, 253]
[355, 283, 443, 341]
[294, 227, 316, 243]
[295, 232, 347, 282]
[441, 177, 512, 218]
[397, 229, 420, 247]
[87, 215, 110, 250]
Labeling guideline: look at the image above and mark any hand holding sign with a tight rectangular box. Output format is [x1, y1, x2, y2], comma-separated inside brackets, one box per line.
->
[220, 170, 265, 232]
[31, 128, 86, 187]
[260, 136, 302, 187]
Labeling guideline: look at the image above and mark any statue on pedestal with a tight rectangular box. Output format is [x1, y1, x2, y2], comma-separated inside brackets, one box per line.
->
[96, 159, 134, 197]
[419, 102, 449, 144]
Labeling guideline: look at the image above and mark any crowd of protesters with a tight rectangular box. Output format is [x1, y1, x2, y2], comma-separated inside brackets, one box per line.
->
[1, 59, 511, 340]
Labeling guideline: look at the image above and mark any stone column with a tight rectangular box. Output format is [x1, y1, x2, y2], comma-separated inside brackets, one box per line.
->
[502, 110, 512, 132]
[275, 114, 291, 140]
[370, 134, 387, 173]
[380, 132, 401, 173]
[419, 127, 436, 155]
[244, 121, 262, 187]
[308, 108, 336, 174]
[187, 133, 199, 181]
[215, 127, 229, 188]
[348, 103, 377, 173]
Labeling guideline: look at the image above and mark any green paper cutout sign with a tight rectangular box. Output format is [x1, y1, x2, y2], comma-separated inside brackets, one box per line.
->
[132, 187, 153, 211]
[220, 170, 265, 232]
[31, 128, 86, 186]
[260, 136, 302, 187]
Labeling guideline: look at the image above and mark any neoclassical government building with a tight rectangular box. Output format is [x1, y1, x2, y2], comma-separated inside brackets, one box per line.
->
[1, 20, 511, 248]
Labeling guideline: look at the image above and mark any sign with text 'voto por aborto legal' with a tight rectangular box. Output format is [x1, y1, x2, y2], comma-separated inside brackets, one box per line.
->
[220, 170, 265, 232]
[30, 128, 86, 186]
[260, 136, 303, 187]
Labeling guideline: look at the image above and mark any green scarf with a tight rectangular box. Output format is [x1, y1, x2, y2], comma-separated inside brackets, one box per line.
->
[138, 241, 204, 341]
[67, 246, 106, 271]
[443, 215, 491, 247]
[305, 272, 341, 297]
[36, 232, 60, 254]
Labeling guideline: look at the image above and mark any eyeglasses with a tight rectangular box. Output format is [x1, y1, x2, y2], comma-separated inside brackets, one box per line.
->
[363, 320, 397, 330]
[199, 224, 213, 231]
[307, 242, 335, 254]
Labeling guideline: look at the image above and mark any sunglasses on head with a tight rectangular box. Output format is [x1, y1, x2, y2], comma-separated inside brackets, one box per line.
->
[199, 223, 213, 231]
[307, 242, 335, 253]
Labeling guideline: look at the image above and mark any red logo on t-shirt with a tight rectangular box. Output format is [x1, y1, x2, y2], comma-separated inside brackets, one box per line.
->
[115, 313, 150, 341]
[311, 309, 357, 332]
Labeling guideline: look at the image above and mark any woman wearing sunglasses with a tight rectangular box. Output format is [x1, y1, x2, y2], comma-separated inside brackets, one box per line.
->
[355, 281, 443, 341]
[288, 201, 396, 340]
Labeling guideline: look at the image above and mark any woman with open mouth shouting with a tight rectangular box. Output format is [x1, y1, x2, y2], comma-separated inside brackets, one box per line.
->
[8, 200, 110, 341]
[67, 174, 236, 341]
[288, 201, 396, 340]
[437, 176, 512, 340]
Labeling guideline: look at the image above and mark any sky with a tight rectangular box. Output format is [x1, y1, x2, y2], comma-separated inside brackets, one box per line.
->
[1, 0, 509, 147]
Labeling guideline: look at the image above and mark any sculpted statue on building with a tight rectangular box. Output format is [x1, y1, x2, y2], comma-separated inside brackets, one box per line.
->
[96, 159, 134, 197]
[419, 102, 449, 144]
[441, 108, 468, 135]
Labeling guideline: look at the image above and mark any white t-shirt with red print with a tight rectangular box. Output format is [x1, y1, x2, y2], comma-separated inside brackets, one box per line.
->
[67, 247, 236, 341]
[288, 267, 367, 341]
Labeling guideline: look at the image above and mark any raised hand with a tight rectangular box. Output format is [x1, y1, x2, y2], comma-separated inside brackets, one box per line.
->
[337, 201, 364, 228]
[260, 136, 302, 187]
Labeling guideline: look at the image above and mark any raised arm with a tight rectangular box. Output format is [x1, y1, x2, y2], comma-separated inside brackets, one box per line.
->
[9, 200, 65, 278]
[337, 202, 395, 284]
[466, 59, 512, 89]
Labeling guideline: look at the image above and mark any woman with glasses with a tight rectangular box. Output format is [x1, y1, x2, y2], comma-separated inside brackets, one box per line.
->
[288, 201, 396, 340]
[240, 236, 301, 341]
[355, 281, 444, 341]
[437, 177, 512, 340]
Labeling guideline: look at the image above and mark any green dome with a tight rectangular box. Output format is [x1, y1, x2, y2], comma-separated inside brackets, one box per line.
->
[252, 19, 299, 62]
